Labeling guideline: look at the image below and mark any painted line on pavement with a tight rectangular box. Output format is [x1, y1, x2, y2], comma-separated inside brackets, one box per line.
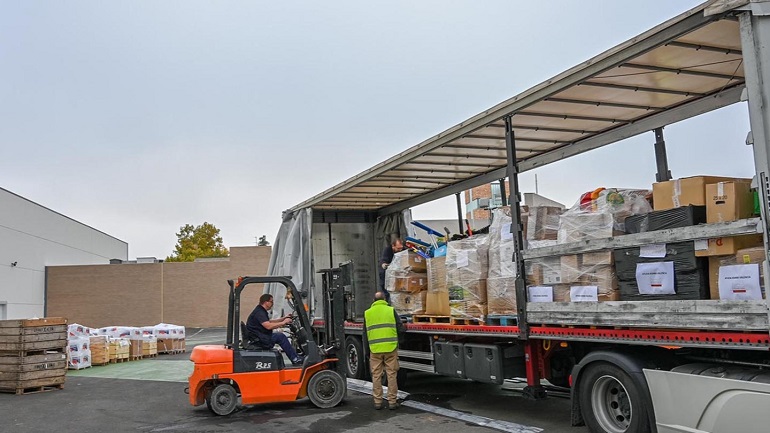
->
[346, 378, 543, 433]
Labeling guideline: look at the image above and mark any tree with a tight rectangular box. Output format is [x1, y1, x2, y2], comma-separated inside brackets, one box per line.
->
[166, 222, 229, 262]
[257, 235, 270, 246]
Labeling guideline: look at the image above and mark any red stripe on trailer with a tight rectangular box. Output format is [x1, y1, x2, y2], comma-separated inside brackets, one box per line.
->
[529, 326, 770, 348]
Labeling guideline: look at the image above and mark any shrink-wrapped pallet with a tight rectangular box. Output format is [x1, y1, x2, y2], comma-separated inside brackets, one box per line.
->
[385, 251, 428, 292]
[558, 251, 619, 302]
[67, 336, 91, 369]
[446, 235, 488, 321]
[391, 291, 427, 315]
[425, 256, 450, 315]
[487, 207, 518, 315]
[558, 189, 651, 243]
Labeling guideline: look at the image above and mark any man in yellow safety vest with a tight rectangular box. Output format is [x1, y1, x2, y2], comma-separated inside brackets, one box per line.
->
[363, 291, 405, 410]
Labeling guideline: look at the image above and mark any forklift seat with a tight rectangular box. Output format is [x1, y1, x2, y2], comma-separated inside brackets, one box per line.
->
[240, 321, 272, 351]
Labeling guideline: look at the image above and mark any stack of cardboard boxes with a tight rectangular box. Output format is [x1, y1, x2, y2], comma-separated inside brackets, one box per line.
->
[385, 251, 428, 315]
[446, 235, 489, 321]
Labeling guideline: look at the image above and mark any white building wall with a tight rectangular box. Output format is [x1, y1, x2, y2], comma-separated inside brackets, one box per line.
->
[0, 188, 128, 319]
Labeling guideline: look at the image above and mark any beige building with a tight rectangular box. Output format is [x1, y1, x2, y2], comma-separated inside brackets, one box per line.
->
[46, 246, 271, 328]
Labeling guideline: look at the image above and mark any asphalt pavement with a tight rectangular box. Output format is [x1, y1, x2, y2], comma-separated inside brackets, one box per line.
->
[0, 328, 587, 433]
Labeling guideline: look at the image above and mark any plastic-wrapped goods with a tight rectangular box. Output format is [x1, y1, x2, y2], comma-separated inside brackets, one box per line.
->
[625, 205, 706, 234]
[488, 207, 518, 315]
[99, 326, 142, 340]
[426, 257, 450, 315]
[142, 339, 158, 356]
[385, 251, 428, 292]
[68, 323, 93, 338]
[392, 272, 428, 293]
[558, 189, 652, 243]
[525, 257, 562, 286]
[389, 250, 428, 273]
[708, 249, 766, 300]
[391, 291, 427, 315]
[527, 206, 562, 241]
[68, 351, 92, 370]
[109, 338, 130, 361]
[446, 235, 489, 320]
[67, 336, 91, 370]
[142, 323, 186, 339]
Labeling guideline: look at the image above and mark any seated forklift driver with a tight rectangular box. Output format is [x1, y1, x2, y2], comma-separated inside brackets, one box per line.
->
[246, 294, 304, 365]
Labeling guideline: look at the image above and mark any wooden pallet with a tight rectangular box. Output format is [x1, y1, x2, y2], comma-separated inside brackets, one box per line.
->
[109, 357, 128, 364]
[129, 355, 143, 361]
[141, 353, 158, 359]
[412, 315, 451, 324]
[1, 383, 64, 395]
[91, 361, 110, 366]
[450, 317, 485, 326]
[159, 349, 186, 355]
[486, 315, 519, 326]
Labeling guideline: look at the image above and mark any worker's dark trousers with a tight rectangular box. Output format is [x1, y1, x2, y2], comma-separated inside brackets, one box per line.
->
[271, 332, 299, 361]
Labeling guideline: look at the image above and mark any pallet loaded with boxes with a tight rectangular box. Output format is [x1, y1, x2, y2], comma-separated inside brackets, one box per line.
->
[446, 235, 489, 321]
[425, 255, 449, 316]
[384, 250, 428, 315]
[0, 318, 68, 394]
[487, 206, 519, 315]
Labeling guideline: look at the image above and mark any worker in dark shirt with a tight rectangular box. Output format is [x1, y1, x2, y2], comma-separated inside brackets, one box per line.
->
[246, 293, 304, 365]
[378, 237, 404, 303]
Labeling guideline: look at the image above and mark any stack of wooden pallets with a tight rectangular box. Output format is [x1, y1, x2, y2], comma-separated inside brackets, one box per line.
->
[89, 336, 110, 366]
[0, 318, 68, 395]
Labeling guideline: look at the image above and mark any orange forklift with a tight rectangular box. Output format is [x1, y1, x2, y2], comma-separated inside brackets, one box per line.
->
[187, 276, 346, 415]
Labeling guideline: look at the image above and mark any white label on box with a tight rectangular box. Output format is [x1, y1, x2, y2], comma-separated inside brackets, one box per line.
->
[694, 239, 709, 251]
[456, 250, 469, 268]
[501, 223, 513, 241]
[570, 286, 598, 302]
[640, 243, 667, 258]
[528, 286, 553, 302]
[719, 264, 762, 300]
[635, 262, 676, 295]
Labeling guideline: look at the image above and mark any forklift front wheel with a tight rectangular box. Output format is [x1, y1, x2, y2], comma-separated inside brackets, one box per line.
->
[307, 369, 346, 409]
[207, 383, 239, 416]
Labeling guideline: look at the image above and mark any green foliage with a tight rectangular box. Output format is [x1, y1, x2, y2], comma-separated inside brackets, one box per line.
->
[166, 222, 229, 262]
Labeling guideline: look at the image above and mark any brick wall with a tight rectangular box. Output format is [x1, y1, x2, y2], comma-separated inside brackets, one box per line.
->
[46, 246, 272, 328]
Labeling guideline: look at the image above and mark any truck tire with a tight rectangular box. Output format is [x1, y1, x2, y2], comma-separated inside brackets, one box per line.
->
[578, 362, 651, 433]
[344, 336, 366, 379]
[207, 383, 238, 416]
[308, 369, 347, 408]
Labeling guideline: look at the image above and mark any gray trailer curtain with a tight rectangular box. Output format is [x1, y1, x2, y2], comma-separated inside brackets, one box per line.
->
[265, 208, 313, 319]
[374, 209, 413, 288]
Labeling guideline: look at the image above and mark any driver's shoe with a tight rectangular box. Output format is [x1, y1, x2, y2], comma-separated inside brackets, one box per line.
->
[291, 356, 304, 365]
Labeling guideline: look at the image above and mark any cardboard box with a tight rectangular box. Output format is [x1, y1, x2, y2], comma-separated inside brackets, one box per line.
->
[708, 255, 732, 300]
[557, 212, 619, 243]
[706, 180, 753, 223]
[394, 272, 428, 293]
[736, 246, 766, 265]
[526, 257, 562, 285]
[425, 290, 450, 316]
[653, 176, 737, 211]
[486, 277, 517, 315]
[427, 257, 447, 293]
[391, 291, 427, 315]
[527, 206, 562, 241]
[390, 251, 428, 273]
[560, 253, 615, 282]
[694, 234, 763, 257]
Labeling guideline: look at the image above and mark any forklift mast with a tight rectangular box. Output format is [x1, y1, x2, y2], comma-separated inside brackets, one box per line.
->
[317, 261, 353, 376]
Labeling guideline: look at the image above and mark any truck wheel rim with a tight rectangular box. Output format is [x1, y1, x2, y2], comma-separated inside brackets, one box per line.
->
[591, 375, 632, 433]
[347, 343, 359, 375]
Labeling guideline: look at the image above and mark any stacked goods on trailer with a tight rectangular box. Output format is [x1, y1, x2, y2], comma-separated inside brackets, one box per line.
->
[446, 235, 489, 321]
[425, 256, 449, 315]
[526, 189, 651, 303]
[0, 318, 68, 394]
[385, 251, 428, 315]
[708, 246, 766, 300]
[526, 206, 561, 246]
[487, 206, 518, 315]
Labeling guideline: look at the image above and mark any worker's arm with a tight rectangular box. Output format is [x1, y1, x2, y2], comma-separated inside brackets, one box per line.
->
[261, 316, 291, 331]
[393, 310, 406, 336]
[379, 246, 392, 269]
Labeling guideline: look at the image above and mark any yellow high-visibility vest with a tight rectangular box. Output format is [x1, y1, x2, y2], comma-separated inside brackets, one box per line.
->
[364, 300, 398, 353]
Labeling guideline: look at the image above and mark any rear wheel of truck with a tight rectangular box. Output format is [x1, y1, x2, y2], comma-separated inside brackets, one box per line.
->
[207, 383, 238, 416]
[579, 362, 651, 433]
[344, 336, 367, 379]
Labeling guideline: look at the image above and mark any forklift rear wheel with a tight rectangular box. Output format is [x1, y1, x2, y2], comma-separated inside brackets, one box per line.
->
[208, 383, 238, 416]
[344, 336, 366, 379]
[308, 369, 346, 408]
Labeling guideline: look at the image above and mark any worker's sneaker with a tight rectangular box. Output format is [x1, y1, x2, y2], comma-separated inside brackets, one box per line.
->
[374, 403, 383, 410]
[388, 402, 400, 410]
[291, 356, 304, 365]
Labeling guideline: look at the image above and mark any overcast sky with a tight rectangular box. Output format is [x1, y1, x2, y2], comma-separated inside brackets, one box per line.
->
[1, 1, 756, 259]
